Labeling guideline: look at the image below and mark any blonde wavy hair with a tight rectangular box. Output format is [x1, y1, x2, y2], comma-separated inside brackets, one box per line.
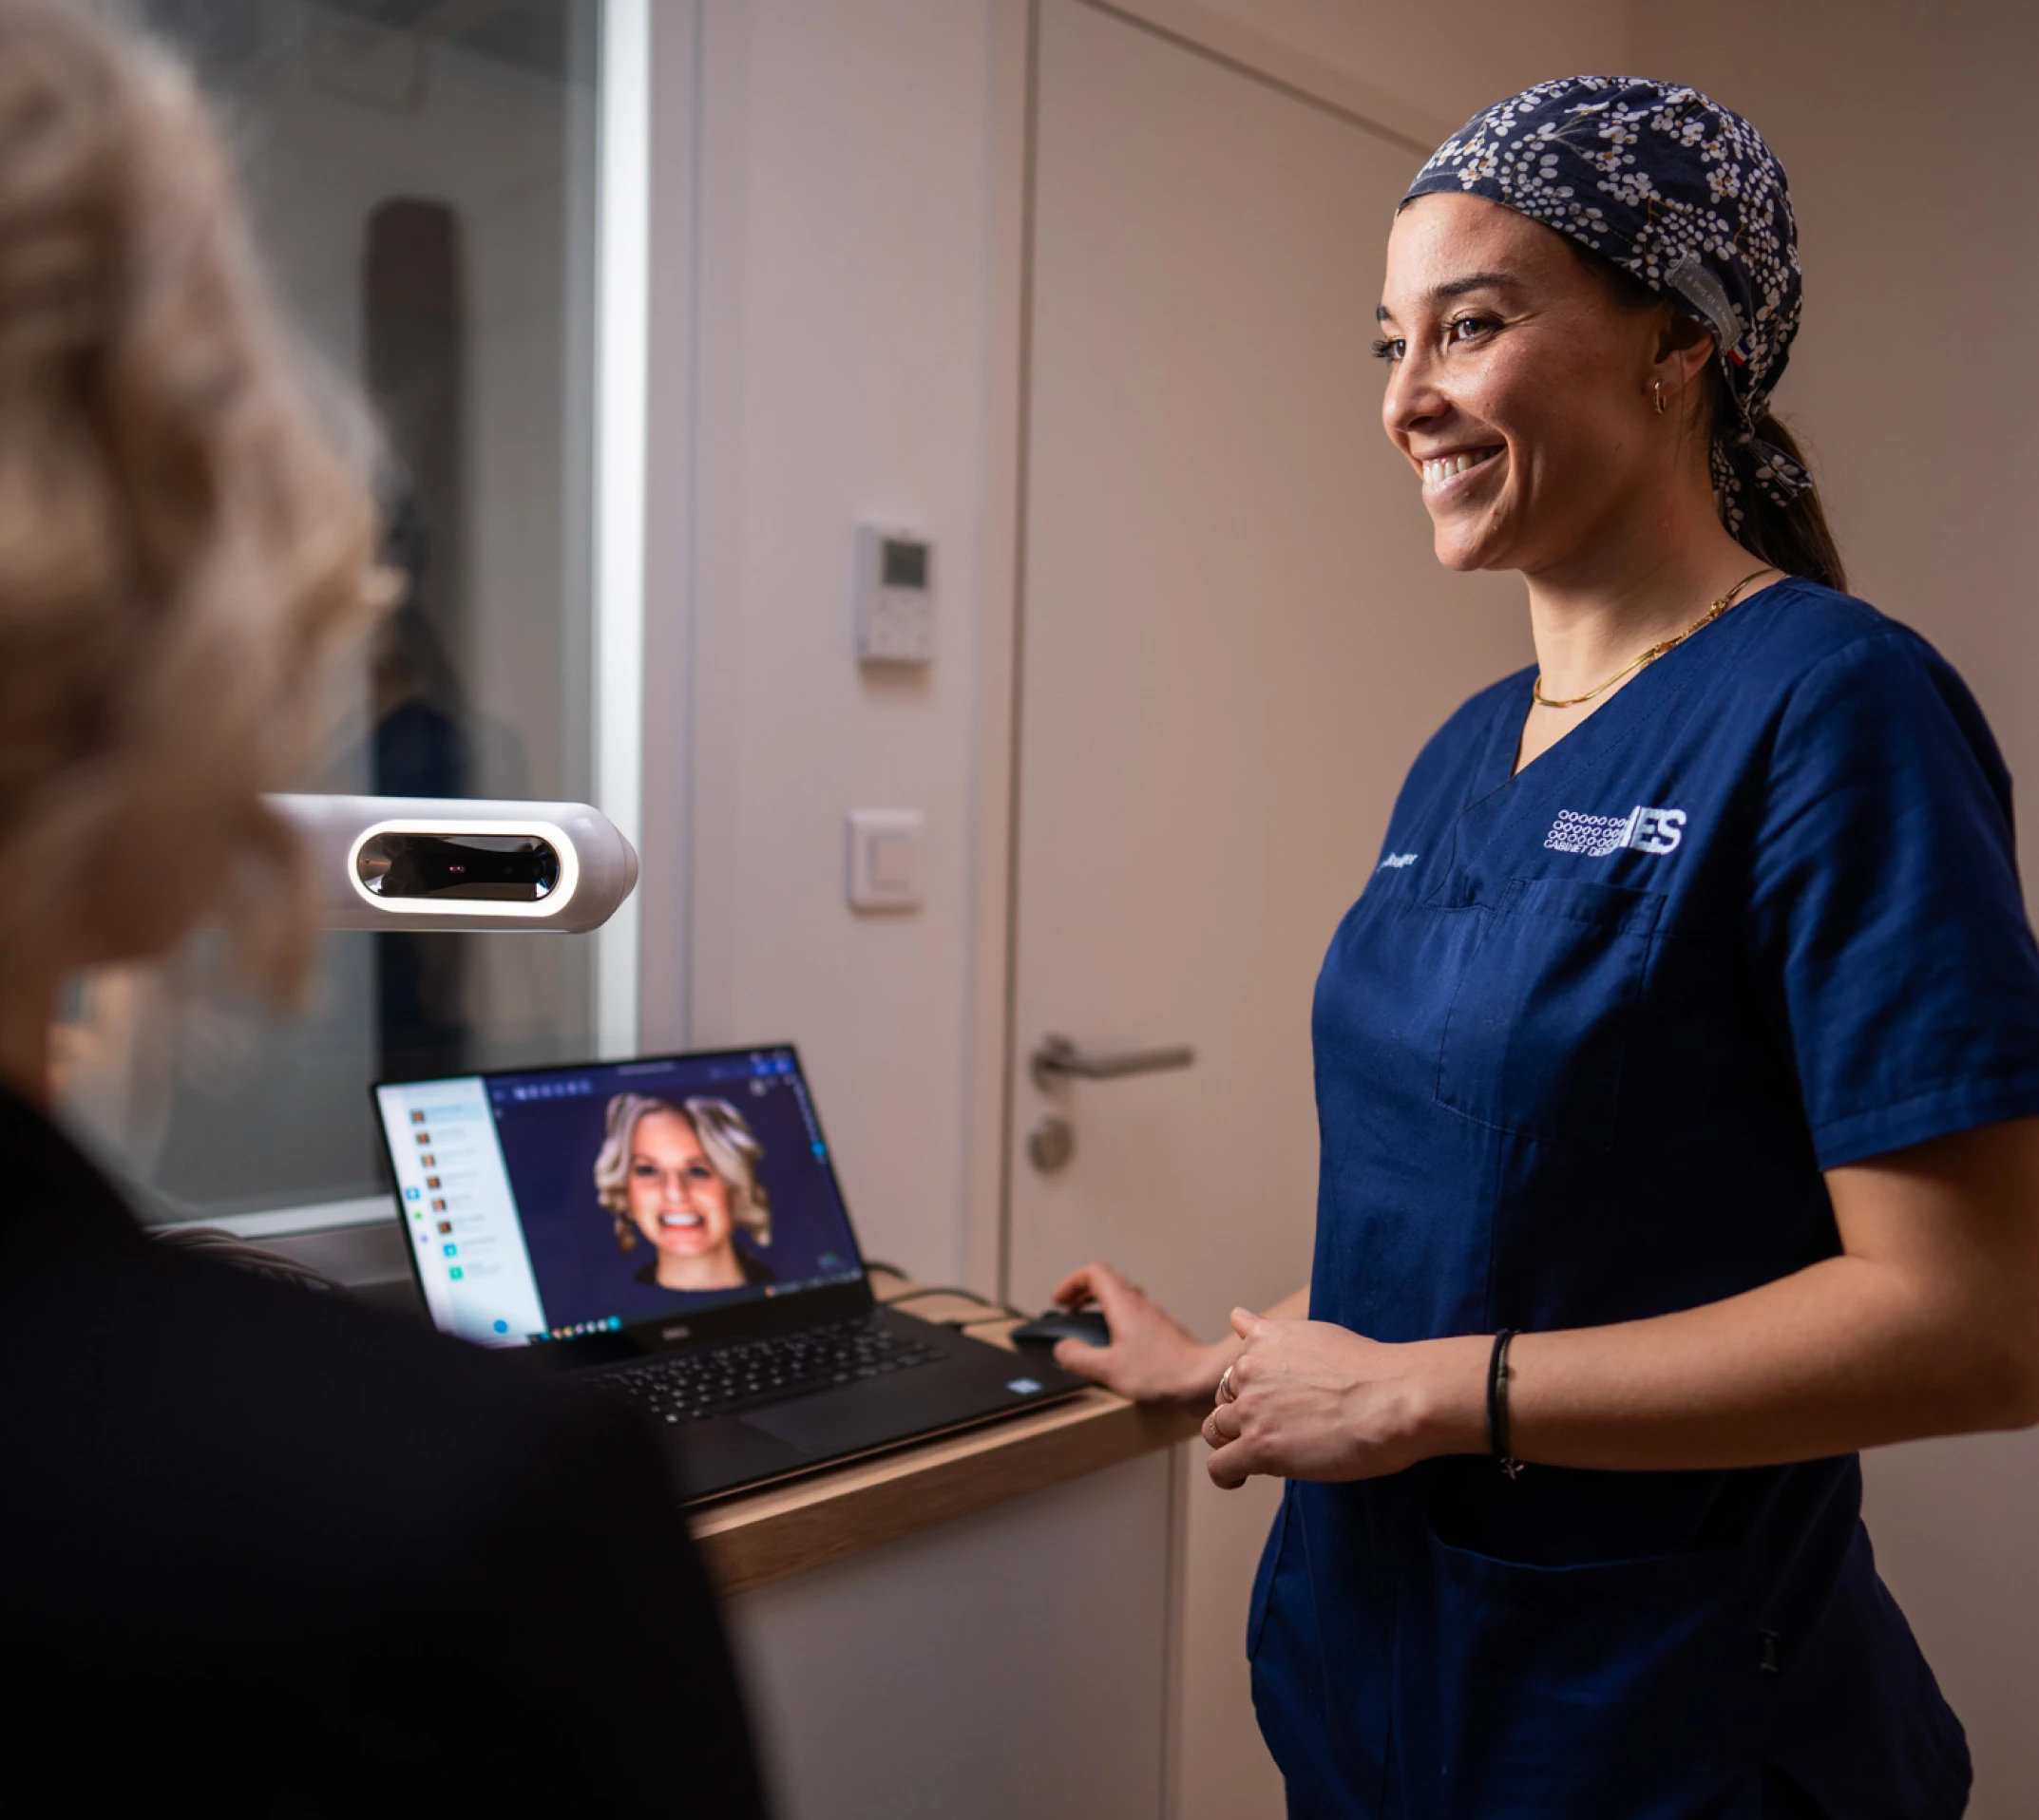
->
[593, 1093, 773, 1253]
[0, 1, 387, 1009]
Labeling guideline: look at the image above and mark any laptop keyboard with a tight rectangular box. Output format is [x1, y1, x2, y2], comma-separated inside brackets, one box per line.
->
[594, 1316, 946, 1428]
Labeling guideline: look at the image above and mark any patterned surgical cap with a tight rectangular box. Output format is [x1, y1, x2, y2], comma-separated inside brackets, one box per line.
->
[1403, 76, 1807, 521]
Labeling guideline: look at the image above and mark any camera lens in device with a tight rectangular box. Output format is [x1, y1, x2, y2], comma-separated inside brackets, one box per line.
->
[356, 833, 562, 903]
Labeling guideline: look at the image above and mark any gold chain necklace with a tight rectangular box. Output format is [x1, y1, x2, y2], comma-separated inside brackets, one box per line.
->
[1532, 566, 1776, 710]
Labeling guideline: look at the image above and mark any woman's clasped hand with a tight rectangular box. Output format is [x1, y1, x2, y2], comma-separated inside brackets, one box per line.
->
[1198, 1313, 1487, 1490]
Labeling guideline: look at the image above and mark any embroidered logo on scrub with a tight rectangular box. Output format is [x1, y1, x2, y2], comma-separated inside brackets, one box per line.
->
[1545, 806, 1686, 857]
[1379, 852, 1419, 870]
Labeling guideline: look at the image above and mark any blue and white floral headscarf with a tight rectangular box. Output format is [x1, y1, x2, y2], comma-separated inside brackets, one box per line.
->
[1403, 76, 1807, 521]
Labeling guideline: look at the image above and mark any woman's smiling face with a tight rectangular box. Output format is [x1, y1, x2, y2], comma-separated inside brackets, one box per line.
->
[625, 1109, 734, 1260]
[1377, 192, 1679, 577]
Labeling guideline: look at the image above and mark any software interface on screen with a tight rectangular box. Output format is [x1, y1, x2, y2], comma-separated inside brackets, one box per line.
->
[375, 1048, 865, 1348]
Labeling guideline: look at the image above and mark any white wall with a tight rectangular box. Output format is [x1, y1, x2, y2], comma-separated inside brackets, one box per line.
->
[1628, 5, 2039, 1812]
[640, 0, 1005, 1279]
[1190, 0, 1628, 133]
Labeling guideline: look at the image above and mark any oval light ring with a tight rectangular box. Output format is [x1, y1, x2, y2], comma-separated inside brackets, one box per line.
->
[343, 819, 581, 920]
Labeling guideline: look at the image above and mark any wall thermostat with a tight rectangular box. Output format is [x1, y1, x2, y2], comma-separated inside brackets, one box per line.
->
[855, 524, 935, 665]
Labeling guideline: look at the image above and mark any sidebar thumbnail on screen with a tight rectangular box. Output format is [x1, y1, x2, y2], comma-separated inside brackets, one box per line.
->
[378, 1077, 546, 1346]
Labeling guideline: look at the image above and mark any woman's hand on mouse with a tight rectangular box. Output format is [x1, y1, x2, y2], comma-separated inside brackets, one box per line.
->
[1200, 1309, 1489, 1488]
[1045, 1261, 1230, 1402]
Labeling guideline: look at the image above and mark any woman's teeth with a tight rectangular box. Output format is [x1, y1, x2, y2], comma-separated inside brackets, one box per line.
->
[1421, 449, 1499, 486]
[658, 1211, 703, 1229]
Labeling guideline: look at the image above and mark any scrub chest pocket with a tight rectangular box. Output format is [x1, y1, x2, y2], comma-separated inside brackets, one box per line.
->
[1435, 878, 1666, 1152]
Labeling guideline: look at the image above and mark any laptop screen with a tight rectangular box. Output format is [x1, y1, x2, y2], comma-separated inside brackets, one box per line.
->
[373, 1046, 866, 1348]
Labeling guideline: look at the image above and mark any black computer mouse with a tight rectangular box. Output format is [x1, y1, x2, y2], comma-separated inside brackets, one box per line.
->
[1010, 1305, 1113, 1350]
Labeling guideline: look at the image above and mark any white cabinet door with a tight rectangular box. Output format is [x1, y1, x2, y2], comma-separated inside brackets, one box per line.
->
[728, 1455, 1175, 1820]
[1009, 4, 1529, 1811]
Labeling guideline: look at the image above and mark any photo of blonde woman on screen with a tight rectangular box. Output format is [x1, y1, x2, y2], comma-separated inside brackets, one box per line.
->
[594, 1094, 776, 1295]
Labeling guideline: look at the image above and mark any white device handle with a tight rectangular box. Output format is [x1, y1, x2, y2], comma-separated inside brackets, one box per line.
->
[270, 794, 638, 934]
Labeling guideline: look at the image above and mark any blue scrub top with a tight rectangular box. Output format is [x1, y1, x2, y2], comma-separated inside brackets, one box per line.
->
[1250, 580, 2039, 1820]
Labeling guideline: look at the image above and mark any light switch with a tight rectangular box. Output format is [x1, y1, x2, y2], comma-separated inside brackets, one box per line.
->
[867, 832, 916, 891]
[847, 809, 924, 912]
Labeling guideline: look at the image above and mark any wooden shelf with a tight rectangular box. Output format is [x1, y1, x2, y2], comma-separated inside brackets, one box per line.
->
[689, 1273, 1205, 1597]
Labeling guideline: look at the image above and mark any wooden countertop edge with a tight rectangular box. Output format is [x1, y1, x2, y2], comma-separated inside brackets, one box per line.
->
[693, 1392, 1203, 1597]
[688, 1297, 1206, 1597]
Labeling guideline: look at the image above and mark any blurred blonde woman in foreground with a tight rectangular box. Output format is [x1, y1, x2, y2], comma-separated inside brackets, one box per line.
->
[0, 7, 762, 1811]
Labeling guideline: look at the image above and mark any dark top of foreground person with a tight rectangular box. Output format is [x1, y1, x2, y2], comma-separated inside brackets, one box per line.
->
[0, 1086, 766, 1817]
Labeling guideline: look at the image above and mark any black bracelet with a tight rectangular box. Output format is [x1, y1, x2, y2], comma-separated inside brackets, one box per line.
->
[1487, 1328, 1524, 1480]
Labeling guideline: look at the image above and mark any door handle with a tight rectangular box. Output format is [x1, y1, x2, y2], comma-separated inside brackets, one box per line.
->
[1030, 1033, 1195, 1093]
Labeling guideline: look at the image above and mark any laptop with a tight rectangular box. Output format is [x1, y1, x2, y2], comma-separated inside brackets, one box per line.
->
[372, 1044, 1089, 1503]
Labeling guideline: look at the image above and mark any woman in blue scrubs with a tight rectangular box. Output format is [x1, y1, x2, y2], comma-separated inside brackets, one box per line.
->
[1051, 77, 2039, 1818]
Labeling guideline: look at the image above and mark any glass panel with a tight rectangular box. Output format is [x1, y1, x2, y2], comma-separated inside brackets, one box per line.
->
[52, 0, 603, 1224]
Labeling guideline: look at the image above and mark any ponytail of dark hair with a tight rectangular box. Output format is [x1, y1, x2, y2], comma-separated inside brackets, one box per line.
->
[1564, 237, 1847, 595]
[1709, 383, 1847, 595]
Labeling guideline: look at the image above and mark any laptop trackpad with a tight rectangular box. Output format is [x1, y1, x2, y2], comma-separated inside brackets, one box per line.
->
[739, 1381, 910, 1456]
[671, 1415, 814, 1500]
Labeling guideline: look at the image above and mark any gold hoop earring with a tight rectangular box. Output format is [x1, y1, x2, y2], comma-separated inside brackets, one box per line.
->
[1651, 380, 1667, 417]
